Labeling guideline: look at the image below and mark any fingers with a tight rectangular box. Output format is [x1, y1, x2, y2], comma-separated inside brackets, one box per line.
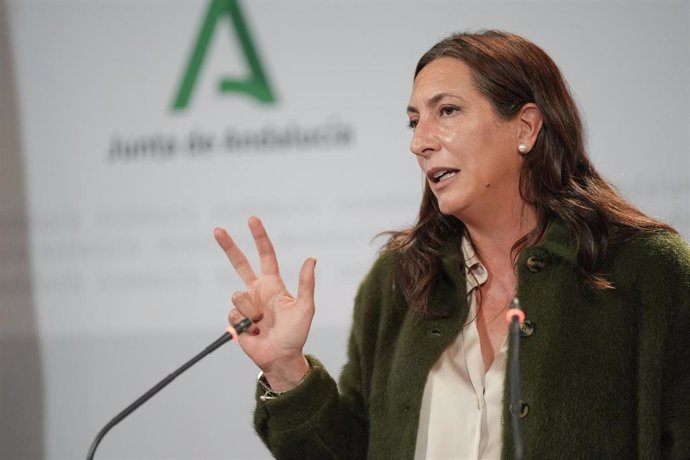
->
[228, 308, 245, 330]
[228, 307, 260, 336]
[231, 291, 263, 323]
[248, 216, 280, 277]
[296, 257, 317, 305]
[214, 227, 258, 286]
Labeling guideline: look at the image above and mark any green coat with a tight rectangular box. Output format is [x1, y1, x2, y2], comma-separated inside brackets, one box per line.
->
[254, 221, 690, 459]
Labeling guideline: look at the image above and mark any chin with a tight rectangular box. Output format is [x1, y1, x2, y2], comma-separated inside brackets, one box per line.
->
[435, 198, 466, 219]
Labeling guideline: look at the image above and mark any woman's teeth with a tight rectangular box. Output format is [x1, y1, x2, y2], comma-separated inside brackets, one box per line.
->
[433, 169, 458, 183]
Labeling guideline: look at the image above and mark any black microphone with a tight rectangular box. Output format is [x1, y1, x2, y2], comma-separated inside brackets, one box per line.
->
[505, 297, 525, 460]
[86, 318, 253, 460]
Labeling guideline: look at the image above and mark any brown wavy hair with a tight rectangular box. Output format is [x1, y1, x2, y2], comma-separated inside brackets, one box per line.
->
[384, 30, 676, 316]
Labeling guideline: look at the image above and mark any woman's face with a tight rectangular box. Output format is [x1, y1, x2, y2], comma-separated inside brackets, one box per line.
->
[407, 57, 525, 222]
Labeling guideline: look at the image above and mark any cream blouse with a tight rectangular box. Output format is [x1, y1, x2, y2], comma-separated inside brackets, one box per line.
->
[414, 236, 508, 460]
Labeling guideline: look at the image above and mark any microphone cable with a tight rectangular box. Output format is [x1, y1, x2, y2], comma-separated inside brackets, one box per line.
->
[86, 318, 252, 460]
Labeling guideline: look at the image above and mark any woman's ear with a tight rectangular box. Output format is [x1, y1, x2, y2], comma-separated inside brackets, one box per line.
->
[516, 103, 543, 154]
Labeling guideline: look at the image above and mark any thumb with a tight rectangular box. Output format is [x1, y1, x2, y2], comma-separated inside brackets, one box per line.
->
[296, 257, 316, 304]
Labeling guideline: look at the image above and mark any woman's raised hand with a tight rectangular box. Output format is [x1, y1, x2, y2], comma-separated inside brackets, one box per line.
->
[214, 217, 315, 392]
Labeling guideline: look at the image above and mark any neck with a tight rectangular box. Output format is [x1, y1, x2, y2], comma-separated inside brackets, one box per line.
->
[461, 201, 538, 270]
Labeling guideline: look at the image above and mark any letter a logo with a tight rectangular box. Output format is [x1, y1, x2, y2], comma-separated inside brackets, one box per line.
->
[171, 0, 276, 111]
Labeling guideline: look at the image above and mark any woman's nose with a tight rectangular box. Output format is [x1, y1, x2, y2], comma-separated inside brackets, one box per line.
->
[410, 120, 440, 157]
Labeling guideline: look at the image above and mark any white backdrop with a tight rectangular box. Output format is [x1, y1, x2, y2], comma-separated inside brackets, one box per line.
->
[1, 0, 688, 459]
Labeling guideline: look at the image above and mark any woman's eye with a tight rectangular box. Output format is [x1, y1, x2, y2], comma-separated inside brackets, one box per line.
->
[440, 106, 459, 116]
[407, 119, 418, 130]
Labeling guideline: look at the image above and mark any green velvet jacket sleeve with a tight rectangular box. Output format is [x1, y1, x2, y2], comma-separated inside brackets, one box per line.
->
[594, 230, 690, 459]
[252, 354, 367, 460]
[648, 233, 690, 458]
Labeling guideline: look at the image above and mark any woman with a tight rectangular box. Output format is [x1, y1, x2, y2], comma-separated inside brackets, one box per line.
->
[214, 31, 690, 459]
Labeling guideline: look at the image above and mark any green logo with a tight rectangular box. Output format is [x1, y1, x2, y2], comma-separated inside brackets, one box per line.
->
[172, 0, 276, 111]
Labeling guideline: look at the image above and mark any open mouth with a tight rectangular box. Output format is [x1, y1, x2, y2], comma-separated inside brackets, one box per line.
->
[430, 169, 459, 183]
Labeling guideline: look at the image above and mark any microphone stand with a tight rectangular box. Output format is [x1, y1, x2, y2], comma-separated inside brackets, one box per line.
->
[86, 318, 252, 460]
[506, 298, 525, 460]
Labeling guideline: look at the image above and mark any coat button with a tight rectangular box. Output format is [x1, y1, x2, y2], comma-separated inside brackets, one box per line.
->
[526, 256, 546, 273]
[520, 320, 535, 338]
[510, 400, 529, 418]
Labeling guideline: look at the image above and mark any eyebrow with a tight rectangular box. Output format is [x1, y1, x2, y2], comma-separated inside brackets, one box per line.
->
[407, 92, 461, 114]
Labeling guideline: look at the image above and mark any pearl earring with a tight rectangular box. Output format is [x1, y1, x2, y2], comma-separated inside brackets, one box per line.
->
[518, 143, 529, 154]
